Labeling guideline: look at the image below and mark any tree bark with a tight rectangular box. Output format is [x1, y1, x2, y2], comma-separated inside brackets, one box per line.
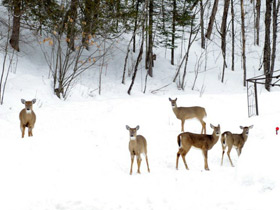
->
[231, 0, 235, 71]
[270, 0, 280, 79]
[255, 0, 261, 46]
[263, 0, 272, 91]
[171, 0, 176, 65]
[221, 0, 230, 83]
[200, 0, 205, 49]
[10, 0, 21, 52]
[147, 0, 153, 76]
[240, 0, 247, 87]
[205, 0, 219, 39]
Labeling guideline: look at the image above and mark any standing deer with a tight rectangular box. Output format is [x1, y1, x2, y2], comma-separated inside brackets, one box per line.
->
[169, 98, 207, 134]
[221, 125, 254, 167]
[176, 124, 220, 171]
[126, 125, 150, 175]
[19, 99, 36, 138]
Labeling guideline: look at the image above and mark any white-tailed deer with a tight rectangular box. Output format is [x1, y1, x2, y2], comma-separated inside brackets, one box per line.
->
[176, 124, 220, 171]
[19, 99, 36, 138]
[169, 98, 207, 134]
[126, 125, 150, 175]
[221, 125, 253, 167]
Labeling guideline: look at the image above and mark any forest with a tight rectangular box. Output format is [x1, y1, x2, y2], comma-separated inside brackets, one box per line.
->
[0, 0, 280, 102]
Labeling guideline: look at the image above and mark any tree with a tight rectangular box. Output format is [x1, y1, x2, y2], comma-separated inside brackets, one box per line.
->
[230, 0, 235, 71]
[255, 0, 261, 46]
[220, 0, 230, 83]
[240, 0, 246, 87]
[205, 0, 219, 39]
[9, 0, 21, 51]
[270, 0, 280, 80]
[263, 0, 272, 91]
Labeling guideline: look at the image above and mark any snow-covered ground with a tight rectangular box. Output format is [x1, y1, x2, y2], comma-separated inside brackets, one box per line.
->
[1, 47, 280, 210]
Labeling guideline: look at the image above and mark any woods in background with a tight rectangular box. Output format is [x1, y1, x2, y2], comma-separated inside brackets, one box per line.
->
[0, 0, 280, 100]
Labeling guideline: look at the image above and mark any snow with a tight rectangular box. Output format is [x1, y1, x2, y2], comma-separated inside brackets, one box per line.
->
[1, 4, 280, 210]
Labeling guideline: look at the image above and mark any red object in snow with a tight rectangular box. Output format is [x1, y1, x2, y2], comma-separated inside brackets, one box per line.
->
[276, 127, 279, 135]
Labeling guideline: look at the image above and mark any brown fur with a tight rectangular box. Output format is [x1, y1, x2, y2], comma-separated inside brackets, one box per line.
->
[176, 124, 220, 170]
[19, 99, 36, 138]
[169, 98, 207, 134]
[126, 125, 150, 175]
[221, 125, 253, 167]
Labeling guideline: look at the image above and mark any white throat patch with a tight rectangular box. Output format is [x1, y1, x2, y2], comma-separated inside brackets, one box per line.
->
[130, 137, 136, 141]
[26, 110, 32, 114]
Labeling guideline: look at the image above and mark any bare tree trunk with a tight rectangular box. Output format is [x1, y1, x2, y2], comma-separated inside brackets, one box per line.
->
[256, 0, 261, 46]
[221, 0, 230, 83]
[171, 0, 176, 65]
[10, 0, 21, 52]
[231, 0, 235, 71]
[122, 35, 135, 84]
[147, 0, 153, 76]
[240, 0, 247, 87]
[133, 0, 140, 53]
[67, 0, 78, 51]
[128, 11, 146, 95]
[205, 0, 219, 39]
[200, 0, 205, 49]
[270, 0, 280, 78]
[263, 0, 272, 91]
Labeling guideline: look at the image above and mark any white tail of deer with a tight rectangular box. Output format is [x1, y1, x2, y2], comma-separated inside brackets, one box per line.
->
[126, 125, 150, 175]
[169, 98, 207, 134]
[176, 124, 220, 170]
[221, 125, 253, 167]
[19, 99, 36, 138]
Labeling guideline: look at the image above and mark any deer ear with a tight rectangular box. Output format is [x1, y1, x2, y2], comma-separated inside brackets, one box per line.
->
[126, 125, 130, 130]
[175, 98, 177, 101]
[249, 125, 254, 129]
[240, 126, 244, 129]
[21, 99, 26, 104]
[136, 125, 140, 130]
[210, 124, 214, 129]
[32, 99, 36, 104]
[169, 98, 172, 101]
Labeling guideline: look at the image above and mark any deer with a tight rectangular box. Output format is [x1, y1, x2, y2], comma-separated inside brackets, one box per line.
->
[126, 125, 150, 175]
[169, 98, 207, 134]
[176, 124, 221, 171]
[19, 99, 36, 138]
[220, 125, 254, 167]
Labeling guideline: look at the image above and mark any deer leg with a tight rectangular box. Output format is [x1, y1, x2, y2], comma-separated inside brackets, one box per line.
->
[221, 150, 225, 166]
[28, 126, 33, 137]
[181, 120, 185, 132]
[130, 155, 135, 175]
[181, 146, 191, 170]
[137, 156, 142, 174]
[221, 144, 226, 166]
[145, 155, 150, 173]
[21, 124, 25, 138]
[202, 149, 209, 170]
[176, 150, 181, 170]
[236, 147, 242, 156]
[227, 146, 234, 167]
[199, 120, 206, 134]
